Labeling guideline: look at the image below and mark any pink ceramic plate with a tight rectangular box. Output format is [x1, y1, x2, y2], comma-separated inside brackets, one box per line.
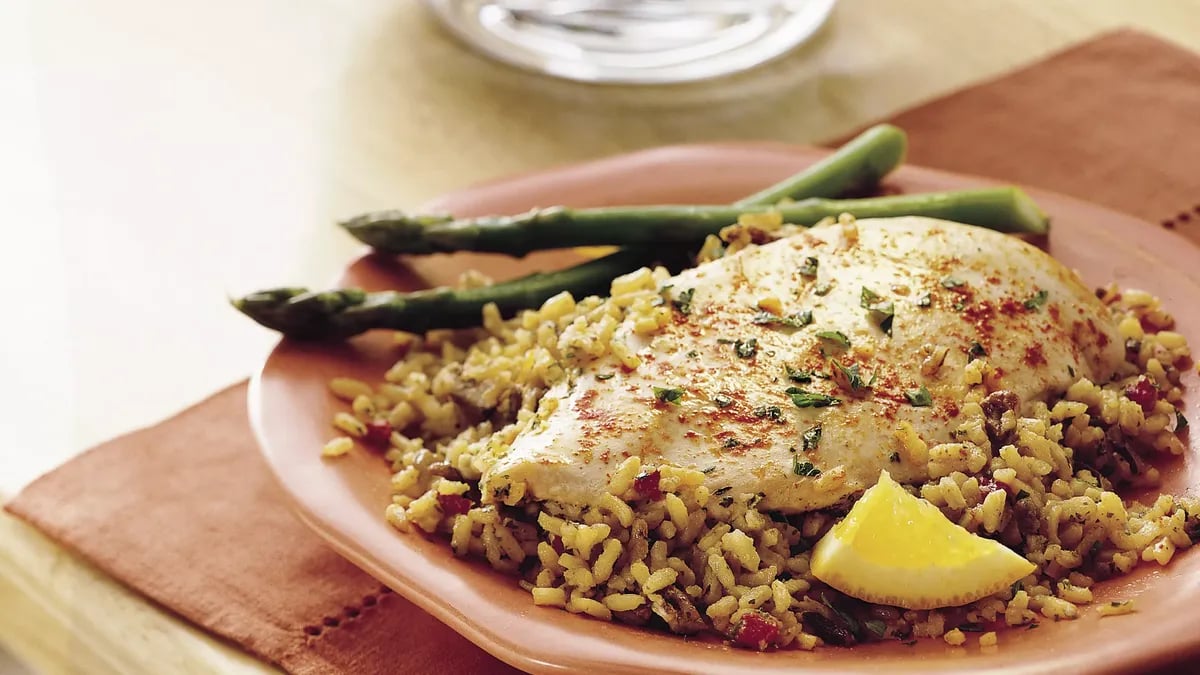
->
[250, 144, 1200, 674]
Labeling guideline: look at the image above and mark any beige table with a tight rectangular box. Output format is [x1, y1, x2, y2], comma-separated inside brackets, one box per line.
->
[3, 1, 1200, 672]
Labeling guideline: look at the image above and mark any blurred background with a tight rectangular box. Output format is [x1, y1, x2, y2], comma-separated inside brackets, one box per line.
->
[2, 1, 1199, 672]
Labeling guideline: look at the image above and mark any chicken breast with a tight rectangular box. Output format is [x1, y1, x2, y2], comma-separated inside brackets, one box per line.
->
[483, 217, 1123, 513]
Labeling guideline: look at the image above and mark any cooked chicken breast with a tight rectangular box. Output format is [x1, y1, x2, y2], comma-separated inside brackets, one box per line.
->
[483, 217, 1123, 512]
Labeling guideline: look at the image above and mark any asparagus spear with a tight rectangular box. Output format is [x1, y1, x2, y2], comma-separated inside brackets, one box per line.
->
[340, 187, 1048, 257]
[235, 187, 1047, 339]
[233, 247, 689, 340]
[734, 124, 907, 206]
[342, 124, 908, 255]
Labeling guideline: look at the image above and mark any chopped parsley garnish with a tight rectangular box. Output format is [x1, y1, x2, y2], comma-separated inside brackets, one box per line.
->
[802, 424, 822, 452]
[876, 308, 895, 336]
[859, 285, 897, 333]
[813, 282, 833, 296]
[1024, 289, 1049, 310]
[941, 277, 965, 289]
[785, 366, 814, 383]
[817, 592, 859, 638]
[832, 360, 872, 394]
[1026, 622, 1039, 630]
[860, 287, 896, 336]
[916, 292, 932, 308]
[792, 459, 821, 477]
[968, 342, 987, 360]
[860, 287, 883, 307]
[713, 393, 734, 408]
[1015, 489, 1030, 500]
[671, 288, 696, 315]
[596, 373, 615, 380]
[786, 387, 842, 408]
[799, 256, 819, 277]
[889, 452, 900, 463]
[754, 405, 784, 422]
[653, 386, 685, 405]
[751, 310, 813, 329]
[734, 338, 759, 358]
[713, 486, 732, 495]
[686, 350, 698, 358]
[952, 300, 966, 311]
[904, 385, 932, 407]
[723, 438, 741, 449]
[1177, 410, 1189, 431]
[863, 620, 887, 639]
[816, 330, 850, 348]
[1011, 580, 1023, 596]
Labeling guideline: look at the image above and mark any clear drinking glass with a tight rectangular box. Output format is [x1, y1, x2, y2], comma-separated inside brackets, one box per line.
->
[422, 0, 838, 84]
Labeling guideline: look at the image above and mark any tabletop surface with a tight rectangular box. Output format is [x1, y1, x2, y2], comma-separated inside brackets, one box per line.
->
[4, 0, 1200, 672]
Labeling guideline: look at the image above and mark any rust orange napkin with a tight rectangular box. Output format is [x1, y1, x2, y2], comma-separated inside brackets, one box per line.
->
[8, 29, 1200, 675]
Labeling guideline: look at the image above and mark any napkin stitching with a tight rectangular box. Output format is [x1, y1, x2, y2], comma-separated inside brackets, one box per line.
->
[1159, 203, 1200, 230]
[302, 585, 395, 639]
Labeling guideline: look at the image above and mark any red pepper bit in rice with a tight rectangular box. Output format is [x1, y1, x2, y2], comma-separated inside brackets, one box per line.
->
[437, 493, 473, 516]
[1124, 377, 1158, 414]
[733, 611, 781, 650]
[363, 420, 393, 448]
[977, 476, 1001, 497]
[633, 470, 664, 501]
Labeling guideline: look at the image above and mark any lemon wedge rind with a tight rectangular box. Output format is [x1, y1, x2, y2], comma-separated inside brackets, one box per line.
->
[810, 470, 1036, 610]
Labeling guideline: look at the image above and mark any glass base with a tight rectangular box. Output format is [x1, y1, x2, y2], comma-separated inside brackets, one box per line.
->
[422, 0, 838, 84]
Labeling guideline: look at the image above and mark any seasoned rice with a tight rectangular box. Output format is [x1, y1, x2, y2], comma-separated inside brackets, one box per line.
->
[322, 239, 1197, 650]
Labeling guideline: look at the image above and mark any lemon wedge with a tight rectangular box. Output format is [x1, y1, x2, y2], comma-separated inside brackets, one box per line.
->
[810, 470, 1035, 609]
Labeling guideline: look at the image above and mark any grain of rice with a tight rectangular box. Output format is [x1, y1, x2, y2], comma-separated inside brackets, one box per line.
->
[643, 567, 678, 594]
[532, 587, 567, 607]
[592, 539, 622, 583]
[721, 530, 760, 572]
[333, 412, 367, 438]
[608, 457, 641, 496]
[707, 553, 736, 591]
[603, 594, 645, 612]
[321, 437, 354, 458]
[665, 493, 689, 531]
[329, 377, 373, 401]
[567, 595, 612, 620]
[943, 628, 966, 646]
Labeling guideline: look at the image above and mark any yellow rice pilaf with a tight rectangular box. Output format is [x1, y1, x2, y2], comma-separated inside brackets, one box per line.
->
[324, 234, 1197, 650]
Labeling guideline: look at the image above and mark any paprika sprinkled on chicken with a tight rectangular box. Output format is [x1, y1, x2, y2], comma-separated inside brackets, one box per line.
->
[484, 217, 1123, 512]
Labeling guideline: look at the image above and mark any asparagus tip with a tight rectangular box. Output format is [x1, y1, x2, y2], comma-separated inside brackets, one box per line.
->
[233, 287, 367, 340]
[339, 210, 454, 254]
